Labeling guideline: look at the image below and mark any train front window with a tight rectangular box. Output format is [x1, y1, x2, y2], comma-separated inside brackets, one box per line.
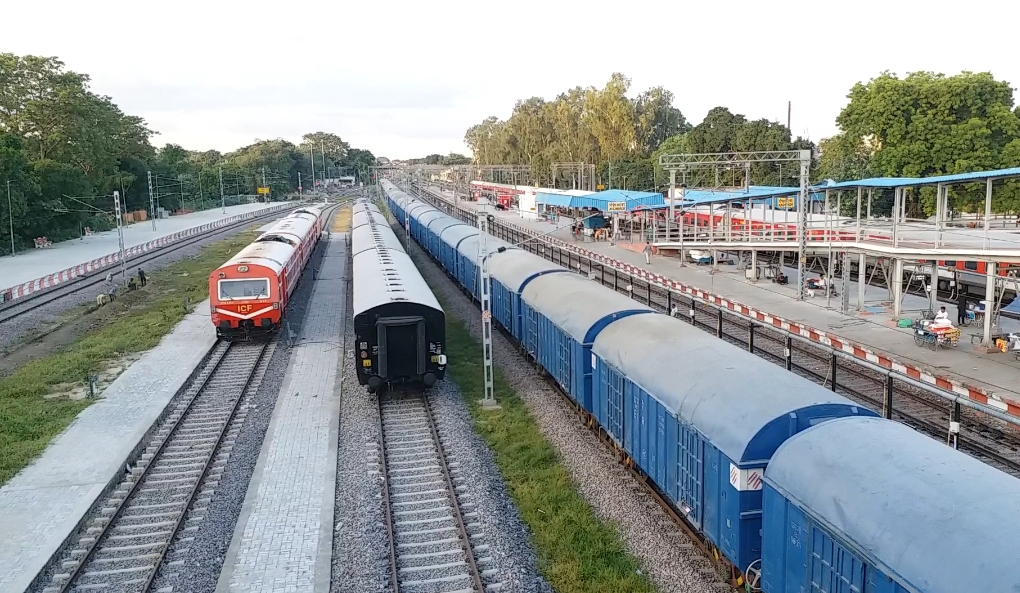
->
[219, 279, 270, 300]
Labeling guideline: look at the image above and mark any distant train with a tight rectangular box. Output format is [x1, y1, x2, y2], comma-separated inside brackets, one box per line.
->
[351, 198, 446, 392]
[209, 206, 323, 339]
[382, 180, 1020, 593]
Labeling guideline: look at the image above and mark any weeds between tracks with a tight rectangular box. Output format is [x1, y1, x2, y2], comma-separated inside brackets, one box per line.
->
[434, 304, 654, 593]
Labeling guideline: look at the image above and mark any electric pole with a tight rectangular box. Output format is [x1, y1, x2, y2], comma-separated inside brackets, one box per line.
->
[6, 180, 14, 257]
[309, 147, 316, 190]
[321, 140, 326, 186]
[113, 191, 127, 282]
[298, 172, 303, 196]
[219, 166, 225, 213]
[147, 171, 156, 231]
[262, 166, 267, 202]
[476, 204, 498, 409]
[197, 172, 203, 209]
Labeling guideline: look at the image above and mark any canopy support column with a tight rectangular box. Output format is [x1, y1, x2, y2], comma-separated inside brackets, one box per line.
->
[983, 261, 997, 347]
[857, 253, 867, 311]
[892, 258, 904, 317]
[855, 187, 862, 241]
[984, 178, 993, 250]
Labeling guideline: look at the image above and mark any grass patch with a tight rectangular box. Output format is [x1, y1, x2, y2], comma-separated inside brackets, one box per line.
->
[435, 299, 655, 593]
[0, 230, 260, 485]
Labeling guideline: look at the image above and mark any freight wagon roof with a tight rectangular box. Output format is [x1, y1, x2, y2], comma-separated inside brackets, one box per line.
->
[456, 233, 515, 265]
[523, 274, 654, 344]
[352, 248, 442, 316]
[591, 314, 873, 463]
[765, 416, 1020, 593]
[439, 224, 478, 249]
[489, 249, 568, 292]
[427, 217, 467, 238]
[351, 223, 406, 256]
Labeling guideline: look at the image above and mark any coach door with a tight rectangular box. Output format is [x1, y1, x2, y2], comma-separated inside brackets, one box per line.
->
[377, 316, 427, 381]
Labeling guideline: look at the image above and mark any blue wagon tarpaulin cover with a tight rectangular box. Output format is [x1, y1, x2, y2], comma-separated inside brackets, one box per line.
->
[591, 314, 873, 463]
[488, 249, 567, 293]
[521, 274, 653, 344]
[764, 416, 1020, 593]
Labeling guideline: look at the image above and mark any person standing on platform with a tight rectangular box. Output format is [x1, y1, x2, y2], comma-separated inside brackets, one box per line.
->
[643, 242, 652, 265]
[138, 269, 147, 287]
[957, 289, 969, 325]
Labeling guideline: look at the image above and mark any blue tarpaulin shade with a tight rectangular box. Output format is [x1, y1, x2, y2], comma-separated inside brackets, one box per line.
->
[568, 189, 665, 211]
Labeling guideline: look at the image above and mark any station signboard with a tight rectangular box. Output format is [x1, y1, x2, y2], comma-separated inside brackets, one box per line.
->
[607, 201, 627, 212]
[257, 187, 270, 195]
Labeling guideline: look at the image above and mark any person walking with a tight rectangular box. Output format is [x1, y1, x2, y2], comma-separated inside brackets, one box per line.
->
[643, 241, 652, 265]
[138, 268, 147, 287]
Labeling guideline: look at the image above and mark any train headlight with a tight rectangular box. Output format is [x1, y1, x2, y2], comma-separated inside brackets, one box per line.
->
[237, 265, 249, 273]
[437, 354, 447, 365]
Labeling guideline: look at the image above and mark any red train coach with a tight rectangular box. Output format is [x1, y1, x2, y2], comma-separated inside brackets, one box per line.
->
[209, 207, 323, 338]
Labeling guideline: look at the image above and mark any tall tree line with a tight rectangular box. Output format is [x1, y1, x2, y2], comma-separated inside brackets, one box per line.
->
[464, 71, 1020, 215]
[0, 54, 375, 255]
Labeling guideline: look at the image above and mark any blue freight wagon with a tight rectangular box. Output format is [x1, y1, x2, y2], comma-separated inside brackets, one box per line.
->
[519, 273, 653, 407]
[438, 225, 478, 274]
[427, 218, 464, 261]
[488, 250, 569, 342]
[590, 314, 875, 576]
[762, 416, 1020, 593]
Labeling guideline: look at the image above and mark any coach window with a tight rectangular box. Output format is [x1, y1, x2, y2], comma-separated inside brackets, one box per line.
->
[219, 278, 270, 299]
[963, 261, 978, 271]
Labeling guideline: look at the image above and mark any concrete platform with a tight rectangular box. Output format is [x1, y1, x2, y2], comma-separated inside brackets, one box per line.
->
[1, 202, 292, 300]
[0, 302, 217, 593]
[217, 236, 348, 593]
[445, 192, 1020, 414]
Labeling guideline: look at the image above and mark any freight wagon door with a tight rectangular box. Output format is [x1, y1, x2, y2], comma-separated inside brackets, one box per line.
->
[377, 317, 426, 381]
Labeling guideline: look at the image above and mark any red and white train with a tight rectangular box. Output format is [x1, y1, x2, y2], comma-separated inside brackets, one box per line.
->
[209, 206, 324, 339]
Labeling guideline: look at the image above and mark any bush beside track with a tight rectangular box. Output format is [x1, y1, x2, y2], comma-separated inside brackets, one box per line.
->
[0, 230, 260, 486]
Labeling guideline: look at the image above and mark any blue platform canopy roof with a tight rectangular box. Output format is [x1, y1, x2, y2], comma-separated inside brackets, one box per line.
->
[591, 314, 875, 464]
[765, 416, 1020, 593]
[567, 189, 665, 211]
[535, 191, 573, 207]
[677, 186, 803, 207]
[521, 273, 654, 344]
[818, 166, 1020, 190]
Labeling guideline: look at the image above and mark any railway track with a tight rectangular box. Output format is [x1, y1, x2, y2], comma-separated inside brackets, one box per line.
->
[40, 339, 273, 593]
[0, 206, 298, 326]
[407, 184, 1020, 478]
[376, 392, 497, 593]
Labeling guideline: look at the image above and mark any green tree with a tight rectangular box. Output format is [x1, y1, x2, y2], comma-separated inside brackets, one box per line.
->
[634, 87, 689, 155]
[835, 71, 1020, 214]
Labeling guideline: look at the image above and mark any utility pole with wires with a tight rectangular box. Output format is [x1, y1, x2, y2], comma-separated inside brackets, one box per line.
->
[476, 203, 498, 410]
[219, 166, 225, 213]
[298, 172, 303, 196]
[147, 171, 156, 231]
[113, 191, 127, 282]
[309, 147, 316, 190]
[6, 180, 14, 257]
[262, 166, 267, 202]
[320, 140, 326, 186]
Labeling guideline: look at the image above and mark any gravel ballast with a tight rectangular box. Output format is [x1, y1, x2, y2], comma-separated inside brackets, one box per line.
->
[405, 239, 728, 593]
[331, 308, 390, 593]
[139, 236, 327, 593]
[428, 379, 551, 593]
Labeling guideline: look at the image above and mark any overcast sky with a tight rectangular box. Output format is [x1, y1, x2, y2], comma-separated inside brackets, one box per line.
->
[6, 0, 1019, 160]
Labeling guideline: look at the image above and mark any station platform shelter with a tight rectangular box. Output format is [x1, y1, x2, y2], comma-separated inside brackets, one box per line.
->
[421, 182, 1020, 414]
